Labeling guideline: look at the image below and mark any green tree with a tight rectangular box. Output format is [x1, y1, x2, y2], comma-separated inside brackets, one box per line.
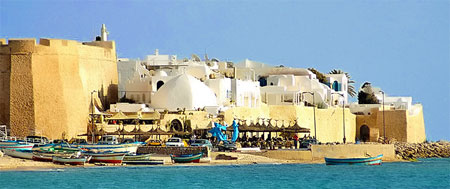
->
[357, 82, 379, 104]
[328, 69, 356, 97]
[307, 68, 327, 84]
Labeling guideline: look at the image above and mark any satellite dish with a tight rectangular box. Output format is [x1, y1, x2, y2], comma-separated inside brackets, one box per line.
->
[191, 54, 201, 62]
[211, 58, 220, 62]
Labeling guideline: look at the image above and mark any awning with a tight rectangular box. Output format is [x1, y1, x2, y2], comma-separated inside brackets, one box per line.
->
[106, 111, 130, 120]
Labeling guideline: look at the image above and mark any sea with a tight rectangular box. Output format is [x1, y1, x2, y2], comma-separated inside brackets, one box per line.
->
[1, 158, 449, 189]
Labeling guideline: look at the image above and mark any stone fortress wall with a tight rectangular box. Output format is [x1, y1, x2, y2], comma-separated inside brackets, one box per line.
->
[356, 104, 426, 143]
[0, 38, 118, 139]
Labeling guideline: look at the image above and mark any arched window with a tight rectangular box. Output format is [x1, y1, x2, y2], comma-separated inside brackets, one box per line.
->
[156, 81, 164, 90]
[333, 81, 339, 91]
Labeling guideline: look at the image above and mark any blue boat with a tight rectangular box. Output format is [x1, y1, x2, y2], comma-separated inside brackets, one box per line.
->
[325, 154, 383, 165]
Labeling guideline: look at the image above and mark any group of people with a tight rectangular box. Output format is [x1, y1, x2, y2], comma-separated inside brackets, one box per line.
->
[235, 133, 315, 150]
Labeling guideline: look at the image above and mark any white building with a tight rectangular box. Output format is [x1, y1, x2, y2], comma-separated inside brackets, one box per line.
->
[325, 73, 349, 105]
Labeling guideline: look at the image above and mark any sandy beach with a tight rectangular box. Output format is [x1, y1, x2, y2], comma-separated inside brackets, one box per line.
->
[0, 151, 326, 171]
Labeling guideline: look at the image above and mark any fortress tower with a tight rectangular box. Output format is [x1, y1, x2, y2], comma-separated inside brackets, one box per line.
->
[0, 35, 118, 139]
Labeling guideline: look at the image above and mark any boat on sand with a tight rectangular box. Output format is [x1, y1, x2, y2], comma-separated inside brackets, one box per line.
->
[52, 156, 91, 165]
[83, 151, 126, 164]
[170, 153, 203, 163]
[2, 149, 34, 159]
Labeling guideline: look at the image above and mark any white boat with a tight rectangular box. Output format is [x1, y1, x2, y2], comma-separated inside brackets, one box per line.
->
[73, 144, 138, 153]
[52, 156, 91, 165]
[32, 151, 75, 162]
[2, 149, 34, 159]
[71, 135, 141, 153]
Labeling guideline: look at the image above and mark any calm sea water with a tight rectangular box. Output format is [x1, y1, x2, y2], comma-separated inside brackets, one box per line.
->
[1, 158, 449, 189]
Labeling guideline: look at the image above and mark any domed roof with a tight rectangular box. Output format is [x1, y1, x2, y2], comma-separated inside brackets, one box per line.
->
[151, 74, 217, 110]
[154, 70, 168, 77]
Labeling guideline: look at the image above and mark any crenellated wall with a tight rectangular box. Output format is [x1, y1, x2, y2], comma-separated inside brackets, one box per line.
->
[0, 38, 118, 139]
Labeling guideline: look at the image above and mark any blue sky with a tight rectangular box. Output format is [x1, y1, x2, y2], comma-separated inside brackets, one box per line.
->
[1, 0, 449, 140]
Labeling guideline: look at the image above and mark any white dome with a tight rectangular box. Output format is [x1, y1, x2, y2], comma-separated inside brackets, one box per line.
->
[154, 70, 168, 77]
[151, 74, 217, 110]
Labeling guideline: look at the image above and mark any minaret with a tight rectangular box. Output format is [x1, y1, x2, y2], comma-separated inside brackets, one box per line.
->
[101, 24, 109, 41]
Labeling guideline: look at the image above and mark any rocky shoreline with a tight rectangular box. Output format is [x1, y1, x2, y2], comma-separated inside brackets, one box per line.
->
[395, 141, 450, 160]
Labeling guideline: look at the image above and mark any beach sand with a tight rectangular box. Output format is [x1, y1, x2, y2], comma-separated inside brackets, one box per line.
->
[1, 150, 401, 171]
[0, 155, 66, 171]
[0, 151, 322, 171]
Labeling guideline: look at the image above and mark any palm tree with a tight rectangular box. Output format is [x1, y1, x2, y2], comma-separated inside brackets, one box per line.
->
[328, 69, 356, 97]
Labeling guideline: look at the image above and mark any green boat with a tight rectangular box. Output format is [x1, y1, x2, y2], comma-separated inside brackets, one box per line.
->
[170, 153, 203, 163]
[123, 154, 152, 161]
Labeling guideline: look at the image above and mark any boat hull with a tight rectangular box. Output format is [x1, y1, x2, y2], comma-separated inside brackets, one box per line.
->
[52, 156, 90, 165]
[3, 149, 34, 159]
[85, 152, 126, 164]
[73, 144, 138, 153]
[170, 153, 203, 163]
[123, 154, 151, 161]
[325, 154, 383, 165]
[0, 143, 34, 151]
[123, 160, 164, 165]
[32, 154, 53, 162]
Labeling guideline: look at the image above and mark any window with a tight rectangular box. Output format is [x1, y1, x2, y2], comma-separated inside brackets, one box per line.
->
[157, 81, 164, 90]
[333, 81, 339, 91]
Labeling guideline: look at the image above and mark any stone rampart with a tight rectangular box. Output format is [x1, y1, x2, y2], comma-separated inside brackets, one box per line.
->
[0, 38, 118, 139]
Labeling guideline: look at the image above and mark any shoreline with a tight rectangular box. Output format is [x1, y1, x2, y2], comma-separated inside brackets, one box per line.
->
[0, 151, 407, 172]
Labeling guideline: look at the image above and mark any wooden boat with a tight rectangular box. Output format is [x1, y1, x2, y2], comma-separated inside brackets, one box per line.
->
[123, 154, 152, 161]
[32, 151, 76, 162]
[71, 135, 141, 154]
[72, 144, 139, 154]
[2, 149, 34, 159]
[170, 153, 203, 163]
[0, 141, 34, 151]
[123, 159, 164, 165]
[52, 156, 91, 165]
[325, 154, 383, 165]
[32, 153, 54, 162]
[84, 151, 126, 164]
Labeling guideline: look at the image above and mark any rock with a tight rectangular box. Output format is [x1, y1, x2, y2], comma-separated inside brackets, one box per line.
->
[394, 141, 450, 160]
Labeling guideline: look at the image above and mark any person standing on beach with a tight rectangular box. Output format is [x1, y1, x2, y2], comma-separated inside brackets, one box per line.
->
[293, 134, 299, 149]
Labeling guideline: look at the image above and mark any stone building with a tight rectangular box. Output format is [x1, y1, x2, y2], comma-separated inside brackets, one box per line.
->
[353, 104, 426, 143]
[0, 37, 118, 139]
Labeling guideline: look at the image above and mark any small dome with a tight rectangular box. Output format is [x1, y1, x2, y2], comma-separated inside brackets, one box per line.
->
[151, 74, 217, 110]
[154, 70, 168, 77]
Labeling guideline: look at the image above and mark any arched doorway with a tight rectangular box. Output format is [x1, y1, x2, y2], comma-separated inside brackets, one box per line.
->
[360, 125, 370, 142]
[170, 119, 183, 132]
[156, 81, 164, 90]
[258, 77, 267, 87]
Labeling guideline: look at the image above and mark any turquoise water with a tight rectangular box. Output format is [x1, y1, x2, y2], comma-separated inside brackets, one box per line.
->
[1, 158, 449, 189]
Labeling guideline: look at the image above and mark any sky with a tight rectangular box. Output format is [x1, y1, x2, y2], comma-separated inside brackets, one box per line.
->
[1, 0, 449, 140]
